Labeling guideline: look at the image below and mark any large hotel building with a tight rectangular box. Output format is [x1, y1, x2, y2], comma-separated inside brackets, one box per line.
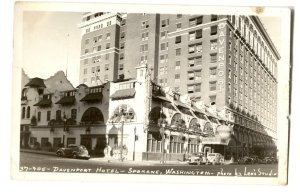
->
[78, 13, 279, 137]
[20, 12, 279, 162]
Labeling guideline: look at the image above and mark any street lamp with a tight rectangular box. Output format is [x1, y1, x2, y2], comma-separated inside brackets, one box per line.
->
[158, 118, 167, 164]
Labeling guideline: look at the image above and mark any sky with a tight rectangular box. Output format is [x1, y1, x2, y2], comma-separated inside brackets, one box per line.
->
[22, 12, 282, 87]
[23, 11, 82, 86]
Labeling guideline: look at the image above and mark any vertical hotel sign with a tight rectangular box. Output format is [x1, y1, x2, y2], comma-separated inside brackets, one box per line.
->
[217, 23, 226, 92]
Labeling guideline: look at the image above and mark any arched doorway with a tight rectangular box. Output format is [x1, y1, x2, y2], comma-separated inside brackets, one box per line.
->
[80, 107, 105, 156]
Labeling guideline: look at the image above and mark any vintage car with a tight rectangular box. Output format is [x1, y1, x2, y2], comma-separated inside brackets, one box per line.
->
[186, 153, 207, 165]
[56, 144, 90, 160]
[206, 153, 224, 165]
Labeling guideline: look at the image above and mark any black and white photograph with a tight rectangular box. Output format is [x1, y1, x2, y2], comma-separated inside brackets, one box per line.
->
[11, 1, 292, 186]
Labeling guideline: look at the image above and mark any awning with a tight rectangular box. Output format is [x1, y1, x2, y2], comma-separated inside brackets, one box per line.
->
[152, 95, 171, 103]
[34, 99, 52, 107]
[80, 92, 103, 102]
[202, 136, 230, 145]
[55, 96, 75, 105]
[110, 88, 135, 100]
[173, 100, 189, 110]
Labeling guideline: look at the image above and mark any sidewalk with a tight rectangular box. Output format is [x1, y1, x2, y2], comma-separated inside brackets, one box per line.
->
[20, 149, 187, 165]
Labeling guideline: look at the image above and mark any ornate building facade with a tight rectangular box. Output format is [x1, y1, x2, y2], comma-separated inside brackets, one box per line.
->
[20, 65, 276, 161]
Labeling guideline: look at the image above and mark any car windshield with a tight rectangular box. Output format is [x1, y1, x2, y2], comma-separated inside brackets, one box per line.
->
[208, 154, 216, 156]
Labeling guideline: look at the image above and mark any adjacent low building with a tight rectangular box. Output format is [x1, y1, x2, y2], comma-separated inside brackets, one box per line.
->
[20, 65, 276, 161]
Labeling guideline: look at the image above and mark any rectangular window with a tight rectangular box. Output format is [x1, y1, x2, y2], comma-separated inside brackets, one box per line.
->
[140, 44, 148, 52]
[196, 44, 202, 53]
[210, 39, 218, 50]
[210, 25, 218, 35]
[175, 36, 181, 44]
[97, 45, 101, 51]
[175, 48, 181, 56]
[188, 85, 194, 93]
[195, 84, 201, 92]
[47, 111, 51, 121]
[106, 43, 110, 49]
[177, 14, 182, 19]
[189, 32, 195, 41]
[84, 49, 89, 54]
[105, 53, 109, 60]
[141, 20, 149, 29]
[211, 15, 218, 21]
[210, 67, 217, 78]
[161, 42, 168, 51]
[228, 69, 232, 79]
[209, 95, 217, 104]
[189, 16, 203, 26]
[91, 67, 95, 73]
[161, 31, 167, 39]
[120, 32, 125, 39]
[209, 82, 217, 91]
[71, 109, 77, 120]
[84, 59, 88, 65]
[189, 45, 195, 53]
[175, 74, 180, 79]
[196, 29, 202, 39]
[105, 64, 109, 70]
[210, 53, 217, 63]
[83, 68, 87, 74]
[97, 35, 102, 42]
[175, 61, 181, 70]
[188, 72, 195, 80]
[188, 58, 195, 67]
[119, 64, 124, 70]
[120, 53, 124, 60]
[176, 23, 182, 30]
[228, 82, 232, 93]
[106, 33, 111, 40]
[161, 19, 169, 27]
[142, 32, 149, 41]
[120, 42, 125, 49]
[195, 70, 201, 80]
[104, 74, 108, 81]
[195, 56, 202, 66]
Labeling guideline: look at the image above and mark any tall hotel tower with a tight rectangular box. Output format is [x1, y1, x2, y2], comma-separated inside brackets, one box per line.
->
[78, 13, 279, 140]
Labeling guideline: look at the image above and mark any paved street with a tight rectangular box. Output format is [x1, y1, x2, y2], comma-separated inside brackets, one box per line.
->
[19, 152, 278, 177]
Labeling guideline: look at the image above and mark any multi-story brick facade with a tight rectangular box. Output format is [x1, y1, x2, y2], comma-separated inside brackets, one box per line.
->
[78, 13, 279, 151]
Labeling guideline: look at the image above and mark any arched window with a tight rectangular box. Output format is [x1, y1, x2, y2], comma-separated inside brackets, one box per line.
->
[170, 113, 181, 127]
[22, 107, 26, 119]
[203, 122, 214, 137]
[189, 118, 199, 131]
[26, 106, 30, 118]
[81, 107, 104, 124]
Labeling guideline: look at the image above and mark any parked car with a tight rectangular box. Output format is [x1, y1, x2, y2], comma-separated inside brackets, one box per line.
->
[206, 153, 224, 165]
[56, 144, 90, 160]
[263, 157, 277, 164]
[238, 156, 255, 164]
[186, 153, 207, 165]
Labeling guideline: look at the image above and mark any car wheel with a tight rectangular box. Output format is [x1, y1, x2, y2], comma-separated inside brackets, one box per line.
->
[57, 151, 63, 157]
[72, 154, 77, 159]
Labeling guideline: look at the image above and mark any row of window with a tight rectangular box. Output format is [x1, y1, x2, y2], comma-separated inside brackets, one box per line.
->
[160, 15, 218, 29]
[84, 43, 111, 54]
[83, 75, 109, 84]
[21, 108, 77, 121]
